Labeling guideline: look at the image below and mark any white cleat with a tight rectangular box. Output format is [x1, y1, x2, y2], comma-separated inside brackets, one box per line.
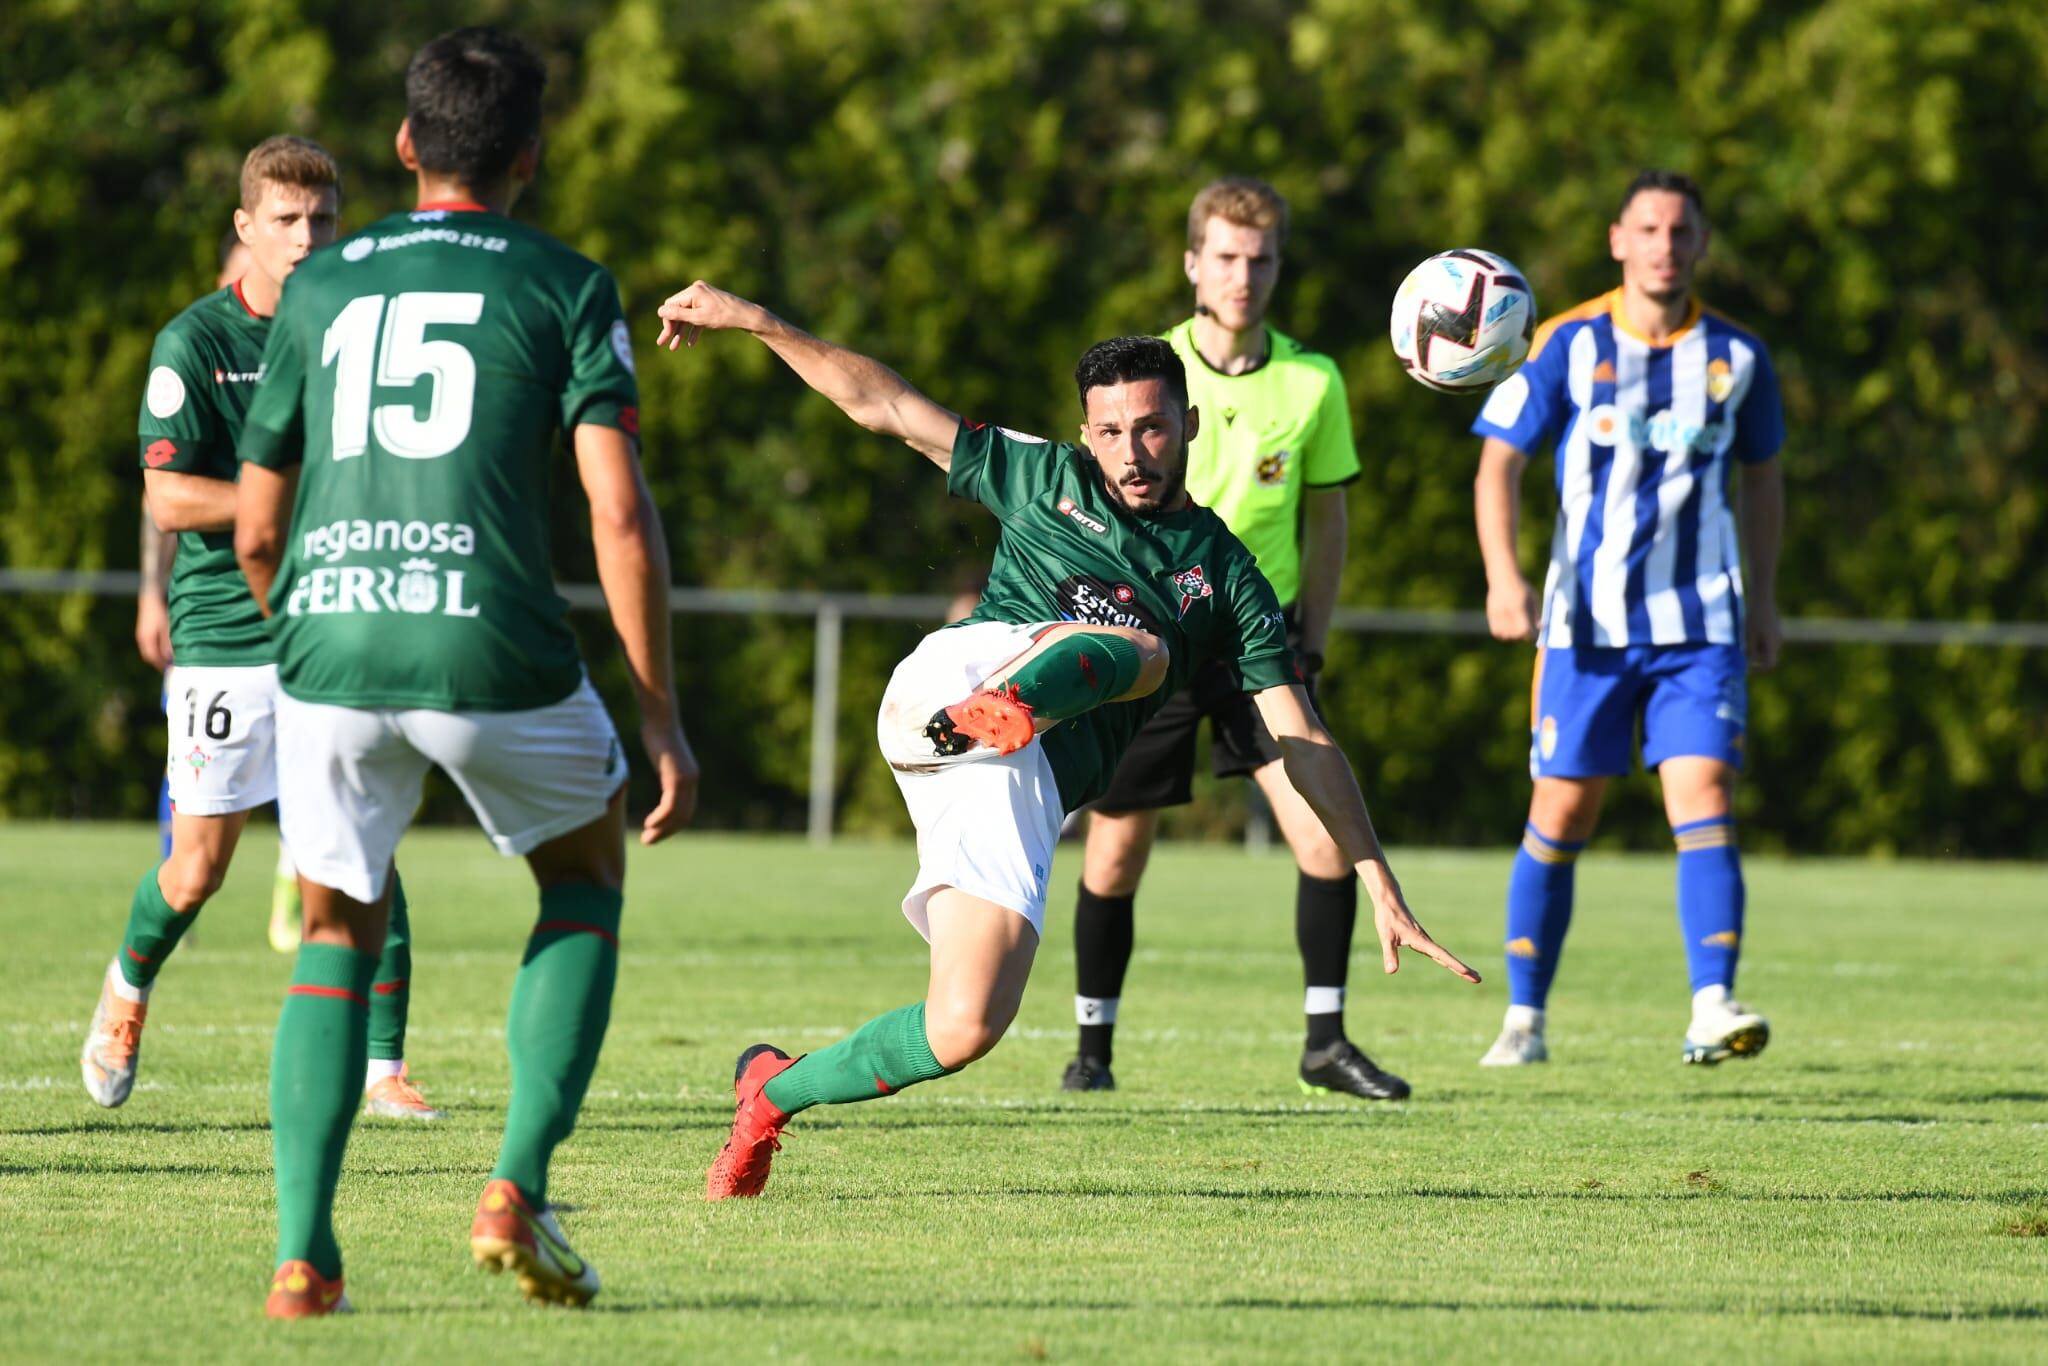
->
[1480, 1026, 1548, 1066]
[81, 963, 149, 1107]
[1683, 998, 1770, 1065]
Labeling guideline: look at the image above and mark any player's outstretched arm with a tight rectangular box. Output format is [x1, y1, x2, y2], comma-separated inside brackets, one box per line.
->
[654, 280, 961, 469]
[233, 463, 297, 616]
[575, 423, 700, 844]
[1253, 683, 1481, 984]
[143, 469, 241, 534]
[1474, 436, 1537, 641]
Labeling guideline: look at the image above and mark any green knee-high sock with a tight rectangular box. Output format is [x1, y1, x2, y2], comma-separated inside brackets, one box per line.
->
[1000, 633, 1144, 722]
[490, 885, 622, 1206]
[762, 1001, 951, 1115]
[367, 871, 412, 1062]
[117, 865, 199, 990]
[272, 943, 377, 1279]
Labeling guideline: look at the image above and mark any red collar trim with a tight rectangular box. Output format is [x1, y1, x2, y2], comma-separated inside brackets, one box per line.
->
[230, 278, 267, 320]
[415, 200, 490, 213]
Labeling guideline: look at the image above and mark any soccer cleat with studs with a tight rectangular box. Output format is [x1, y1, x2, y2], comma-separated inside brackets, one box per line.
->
[470, 1178, 600, 1307]
[706, 1044, 796, 1200]
[926, 685, 1036, 758]
[1682, 999, 1770, 1065]
[1480, 1026, 1549, 1067]
[81, 963, 148, 1108]
[362, 1063, 446, 1120]
[1060, 1055, 1116, 1092]
[1298, 1039, 1411, 1101]
[265, 1260, 351, 1318]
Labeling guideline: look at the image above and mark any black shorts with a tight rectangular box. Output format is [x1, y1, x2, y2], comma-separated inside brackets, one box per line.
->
[1092, 632, 1317, 813]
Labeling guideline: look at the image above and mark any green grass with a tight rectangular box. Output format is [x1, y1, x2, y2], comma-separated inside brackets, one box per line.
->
[2, 823, 2043, 1361]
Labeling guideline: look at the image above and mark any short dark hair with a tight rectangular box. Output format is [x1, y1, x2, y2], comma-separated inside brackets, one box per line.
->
[1617, 169, 1705, 223]
[1074, 336, 1189, 412]
[405, 27, 547, 187]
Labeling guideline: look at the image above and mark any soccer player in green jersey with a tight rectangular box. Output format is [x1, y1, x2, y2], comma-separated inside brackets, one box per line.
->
[654, 280, 1480, 1202]
[234, 28, 698, 1316]
[1064, 177, 1407, 1100]
[137, 229, 306, 953]
[84, 137, 443, 1124]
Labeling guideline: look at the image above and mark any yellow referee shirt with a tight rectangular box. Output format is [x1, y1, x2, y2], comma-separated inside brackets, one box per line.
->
[1165, 319, 1360, 608]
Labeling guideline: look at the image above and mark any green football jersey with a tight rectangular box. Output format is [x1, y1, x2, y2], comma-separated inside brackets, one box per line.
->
[137, 283, 274, 667]
[240, 204, 639, 711]
[1164, 319, 1361, 608]
[952, 421, 1296, 809]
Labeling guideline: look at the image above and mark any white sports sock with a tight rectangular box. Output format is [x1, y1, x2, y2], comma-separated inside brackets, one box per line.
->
[1504, 1004, 1544, 1032]
[1692, 984, 1731, 1017]
[1303, 985, 1345, 1016]
[107, 959, 149, 1005]
[275, 842, 295, 878]
[364, 1058, 405, 1085]
[1076, 995, 1118, 1025]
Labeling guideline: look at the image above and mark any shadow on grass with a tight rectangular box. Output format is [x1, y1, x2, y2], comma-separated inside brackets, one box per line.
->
[4, 1121, 272, 1136]
[547, 1296, 2048, 1325]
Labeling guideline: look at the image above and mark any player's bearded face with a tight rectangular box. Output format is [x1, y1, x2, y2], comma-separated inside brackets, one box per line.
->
[1611, 190, 1707, 305]
[1080, 379, 1194, 518]
[1185, 218, 1281, 333]
[240, 183, 341, 290]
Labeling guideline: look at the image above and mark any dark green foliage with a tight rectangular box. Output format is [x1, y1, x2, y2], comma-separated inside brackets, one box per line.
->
[3, 0, 2043, 852]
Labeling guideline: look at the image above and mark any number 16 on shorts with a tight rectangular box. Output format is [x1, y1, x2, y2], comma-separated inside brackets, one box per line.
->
[162, 663, 282, 817]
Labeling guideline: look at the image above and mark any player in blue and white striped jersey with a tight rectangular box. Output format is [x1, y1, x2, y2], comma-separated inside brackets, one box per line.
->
[1470, 169, 1785, 1068]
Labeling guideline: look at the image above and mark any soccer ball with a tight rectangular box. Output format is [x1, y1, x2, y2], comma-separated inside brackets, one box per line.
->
[1389, 249, 1537, 392]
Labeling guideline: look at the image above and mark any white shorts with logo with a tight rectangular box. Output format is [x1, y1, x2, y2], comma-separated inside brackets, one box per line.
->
[274, 677, 625, 903]
[163, 663, 282, 816]
[877, 621, 1065, 941]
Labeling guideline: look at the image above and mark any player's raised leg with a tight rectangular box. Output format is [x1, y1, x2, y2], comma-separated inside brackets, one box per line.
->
[929, 623, 1167, 757]
[710, 887, 1036, 1200]
[1254, 761, 1409, 1099]
[470, 793, 627, 1306]
[83, 805, 250, 1107]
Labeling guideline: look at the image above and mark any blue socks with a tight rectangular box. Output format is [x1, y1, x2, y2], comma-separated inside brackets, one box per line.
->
[1674, 818, 1744, 992]
[1503, 824, 1584, 1009]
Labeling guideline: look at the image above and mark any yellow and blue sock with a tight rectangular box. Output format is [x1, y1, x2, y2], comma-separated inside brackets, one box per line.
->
[1504, 824, 1585, 1009]
[1673, 817, 1743, 992]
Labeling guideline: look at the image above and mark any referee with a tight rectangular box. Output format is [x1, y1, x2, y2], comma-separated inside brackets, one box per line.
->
[1063, 177, 1406, 1100]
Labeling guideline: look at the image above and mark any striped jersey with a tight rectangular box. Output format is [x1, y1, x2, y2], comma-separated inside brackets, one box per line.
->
[1472, 290, 1783, 649]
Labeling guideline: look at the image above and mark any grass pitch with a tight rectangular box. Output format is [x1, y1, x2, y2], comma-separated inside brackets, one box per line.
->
[1, 823, 2042, 1361]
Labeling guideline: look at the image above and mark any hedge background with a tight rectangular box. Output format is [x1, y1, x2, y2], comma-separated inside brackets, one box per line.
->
[3, 0, 2043, 854]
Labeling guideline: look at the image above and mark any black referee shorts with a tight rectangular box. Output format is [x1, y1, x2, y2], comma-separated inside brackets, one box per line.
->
[1091, 628, 1318, 814]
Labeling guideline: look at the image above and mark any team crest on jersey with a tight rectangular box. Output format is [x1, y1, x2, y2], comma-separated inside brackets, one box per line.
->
[1706, 358, 1735, 403]
[396, 559, 441, 613]
[185, 746, 212, 774]
[1255, 450, 1290, 486]
[1169, 565, 1213, 618]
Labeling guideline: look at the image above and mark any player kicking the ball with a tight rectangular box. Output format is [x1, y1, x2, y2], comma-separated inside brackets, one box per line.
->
[654, 281, 1480, 1202]
[234, 28, 698, 1315]
[84, 136, 443, 1124]
[1471, 170, 1785, 1067]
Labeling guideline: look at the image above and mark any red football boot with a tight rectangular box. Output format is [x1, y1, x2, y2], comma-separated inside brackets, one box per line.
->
[265, 1259, 350, 1318]
[925, 684, 1037, 757]
[705, 1044, 796, 1200]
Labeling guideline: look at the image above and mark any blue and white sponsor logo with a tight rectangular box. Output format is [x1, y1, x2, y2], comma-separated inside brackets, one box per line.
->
[1586, 406, 1730, 454]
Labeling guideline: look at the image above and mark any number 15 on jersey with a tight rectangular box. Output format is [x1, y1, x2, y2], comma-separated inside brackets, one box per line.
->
[322, 291, 485, 462]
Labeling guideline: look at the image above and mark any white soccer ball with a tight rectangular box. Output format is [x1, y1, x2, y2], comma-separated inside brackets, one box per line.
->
[1389, 249, 1537, 392]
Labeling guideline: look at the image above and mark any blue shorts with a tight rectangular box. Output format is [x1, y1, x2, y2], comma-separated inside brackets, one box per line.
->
[1529, 644, 1746, 779]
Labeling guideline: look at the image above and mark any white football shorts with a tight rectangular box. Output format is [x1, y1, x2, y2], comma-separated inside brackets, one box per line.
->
[877, 621, 1065, 940]
[274, 676, 625, 903]
[163, 663, 281, 816]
